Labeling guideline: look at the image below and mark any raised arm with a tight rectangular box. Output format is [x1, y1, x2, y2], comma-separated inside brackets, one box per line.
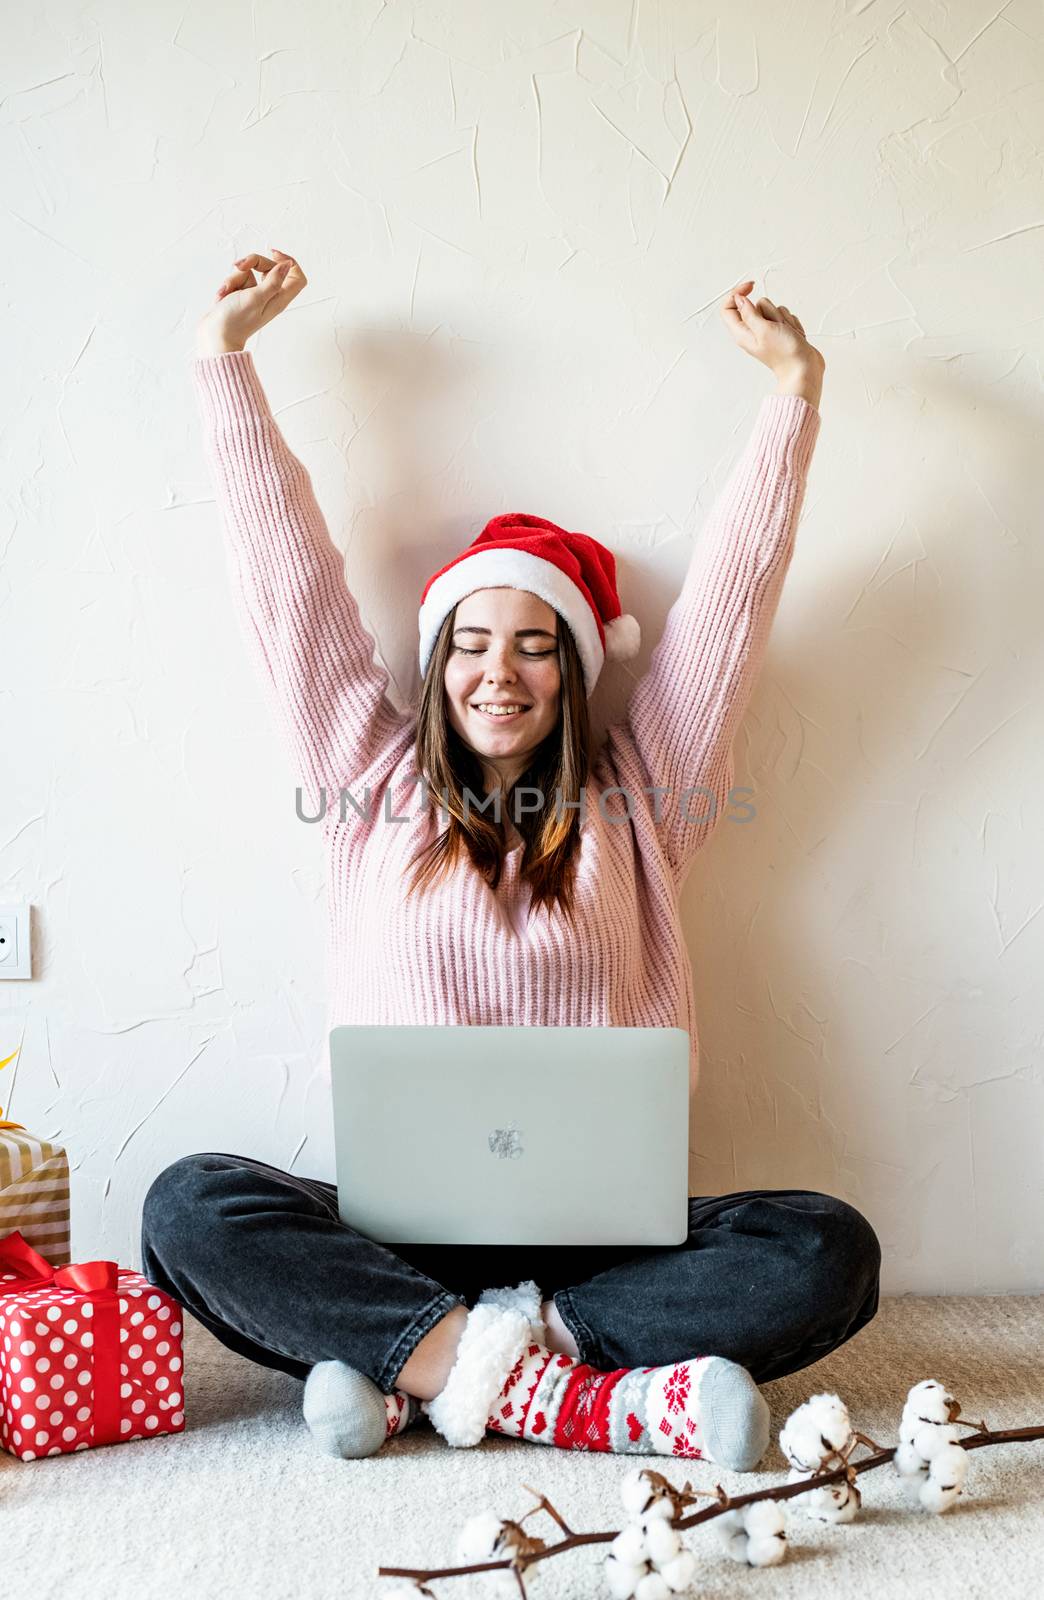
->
[192, 249, 413, 829]
[615, 388, 821, 885]
[193, 344, 411, 829]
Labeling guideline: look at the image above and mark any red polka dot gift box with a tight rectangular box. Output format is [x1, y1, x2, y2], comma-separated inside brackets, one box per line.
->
[0, 1228, 185, 1462]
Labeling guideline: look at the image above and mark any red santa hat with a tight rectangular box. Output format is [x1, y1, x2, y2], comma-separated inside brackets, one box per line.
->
[418, 512, 641, 698]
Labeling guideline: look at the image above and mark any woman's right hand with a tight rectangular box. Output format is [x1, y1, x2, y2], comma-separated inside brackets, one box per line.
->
[195, 248, 307, 357]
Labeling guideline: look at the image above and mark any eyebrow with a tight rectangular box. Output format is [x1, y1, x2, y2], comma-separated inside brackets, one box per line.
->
[452, 625, 558, 640]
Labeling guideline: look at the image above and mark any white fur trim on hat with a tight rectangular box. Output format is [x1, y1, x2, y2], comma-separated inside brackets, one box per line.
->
[421, 1278, 544, 1449]
[419, 549, 605, 697]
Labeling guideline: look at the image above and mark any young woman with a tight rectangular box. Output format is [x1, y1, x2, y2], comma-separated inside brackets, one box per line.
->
[140, 251, 880, 1467]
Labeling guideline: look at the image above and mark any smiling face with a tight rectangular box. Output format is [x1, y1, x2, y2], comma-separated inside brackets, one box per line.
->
[443, 587, 563, 792]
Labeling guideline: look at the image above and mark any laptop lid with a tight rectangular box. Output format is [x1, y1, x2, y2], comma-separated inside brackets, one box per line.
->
[329, 1024, 690, 1246]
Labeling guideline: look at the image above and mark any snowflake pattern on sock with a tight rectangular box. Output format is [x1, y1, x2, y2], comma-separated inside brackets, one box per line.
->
[485, 1339, 713, 1458]
[384, 1391, 415, 1438]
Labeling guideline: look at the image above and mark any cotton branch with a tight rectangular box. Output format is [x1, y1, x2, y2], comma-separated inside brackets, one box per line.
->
[377, 1423, 1044, 1592]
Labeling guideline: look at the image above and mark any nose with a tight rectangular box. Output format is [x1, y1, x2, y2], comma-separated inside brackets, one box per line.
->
[484, 648, 518, 685]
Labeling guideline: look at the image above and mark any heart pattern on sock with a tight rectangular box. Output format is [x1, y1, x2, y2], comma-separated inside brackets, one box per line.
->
[481, 1337, 743, 1462]
[427, 1281, 767, 1468]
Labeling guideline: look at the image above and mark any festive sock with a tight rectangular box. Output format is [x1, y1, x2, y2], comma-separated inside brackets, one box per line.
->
[485, 1339, 768, 1468]
[421, 1279, 769, 1472]
[303, 1359, 421, 1458]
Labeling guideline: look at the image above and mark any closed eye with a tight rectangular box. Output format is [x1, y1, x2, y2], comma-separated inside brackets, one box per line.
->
[456, 647, 555, 657]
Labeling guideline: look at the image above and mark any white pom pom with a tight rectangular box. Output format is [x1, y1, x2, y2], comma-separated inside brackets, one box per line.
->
[611, 1523, 649, 1567]
[604, 612, 641, 663]
[643, 1516, 681, 1566]
[659, 1547, 696, 1594]
[456, 1510, 505, 1563]
[606, 1554, 649, 1600]
[634, 1570, 671, 1600]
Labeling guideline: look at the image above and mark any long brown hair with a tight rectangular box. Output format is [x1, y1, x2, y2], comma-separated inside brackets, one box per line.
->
[404, 605, 594, 927]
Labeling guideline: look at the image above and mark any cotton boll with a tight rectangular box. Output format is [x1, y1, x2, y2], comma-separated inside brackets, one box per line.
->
[456, 1510, 505, 1563]
[642, 1496, 677, 1523]
[902, 1379, 954, 1428]
[779, 1409, 825, 1471]
[605, 1553, 650, 1600]
[634, 1570, 672, 1600]
[895, 1439, 930, 1476]
[744, 1501, 785, 1540]
[715, 1502, 787, 1566]
[715, 1510, 750, 1563]
[896, 1376, 954, 1440]
[611, 1523, 649, 1567]
[658, 1547, 697, 1594]
[800, 1481, 861, 1524]
[642, 1515, 681, 1566]
[620, 1468, 656, 1517]
[747, 1535, 787, 1568]
[807, 1392, 855, 1454]
[786, 1466, 814, 1505]
[779, 1393, 854, 1471]
[931, 1443, 969, 1489]
[912, 1422, 961, 1463]
[786, 1467, 858, 1524]
[919, 1477, 962, 1514]
[920, 1442, 969, 1513]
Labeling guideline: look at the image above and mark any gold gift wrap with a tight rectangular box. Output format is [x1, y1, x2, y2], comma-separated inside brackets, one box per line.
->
[0, 1127, 71, 1267]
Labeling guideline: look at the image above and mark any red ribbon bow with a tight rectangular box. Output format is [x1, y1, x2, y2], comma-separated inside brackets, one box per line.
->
[0, 1229, 124, 1447]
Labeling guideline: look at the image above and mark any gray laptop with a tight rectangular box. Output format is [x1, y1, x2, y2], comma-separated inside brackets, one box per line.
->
[329, 1024, 690, 1246]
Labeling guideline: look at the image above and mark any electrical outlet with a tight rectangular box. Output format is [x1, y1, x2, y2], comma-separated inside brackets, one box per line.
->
[0, 905, 31, 979]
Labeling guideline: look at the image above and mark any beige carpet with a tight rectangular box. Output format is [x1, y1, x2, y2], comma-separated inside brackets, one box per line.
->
[6, 1297, 1043, 1598]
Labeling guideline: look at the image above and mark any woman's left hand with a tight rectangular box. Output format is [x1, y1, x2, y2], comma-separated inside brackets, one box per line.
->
[720, 279, 824, 383]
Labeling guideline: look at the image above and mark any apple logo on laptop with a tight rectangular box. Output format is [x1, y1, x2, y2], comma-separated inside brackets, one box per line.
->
[489, 1125, 524, 1159]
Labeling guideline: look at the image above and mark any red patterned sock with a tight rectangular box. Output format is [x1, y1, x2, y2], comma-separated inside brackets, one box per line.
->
[384, 1389, 420, 1438]
[485, 1338, 768, 1469]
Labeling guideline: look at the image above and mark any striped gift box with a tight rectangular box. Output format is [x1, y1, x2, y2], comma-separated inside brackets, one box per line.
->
[0, 1128, 71, 1268]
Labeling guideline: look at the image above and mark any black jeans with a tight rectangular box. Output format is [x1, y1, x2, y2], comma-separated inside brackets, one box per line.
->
[140, 1152, 881, 1396]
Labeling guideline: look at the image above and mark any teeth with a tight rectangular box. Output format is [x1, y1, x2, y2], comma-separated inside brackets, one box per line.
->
[474, 704, 528, 716]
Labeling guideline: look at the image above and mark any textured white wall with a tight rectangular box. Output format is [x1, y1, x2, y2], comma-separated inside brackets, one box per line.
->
[3, 3, 1042, 1292]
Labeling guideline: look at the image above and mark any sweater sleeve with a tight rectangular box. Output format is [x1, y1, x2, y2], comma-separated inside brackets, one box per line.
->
[617, 392, 822, 886]
[191, 350, 412, 824]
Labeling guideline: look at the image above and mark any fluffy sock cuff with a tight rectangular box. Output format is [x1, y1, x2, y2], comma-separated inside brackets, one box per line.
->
[422, 1278, 543, 1448]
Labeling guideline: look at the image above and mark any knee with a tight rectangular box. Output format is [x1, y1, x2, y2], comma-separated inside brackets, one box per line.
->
[140, 1152, 235, 1258]
[794, 1194, 882, 1323]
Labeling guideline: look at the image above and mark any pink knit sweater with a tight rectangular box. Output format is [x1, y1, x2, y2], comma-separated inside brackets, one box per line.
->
[192, 351, 821, 1096]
